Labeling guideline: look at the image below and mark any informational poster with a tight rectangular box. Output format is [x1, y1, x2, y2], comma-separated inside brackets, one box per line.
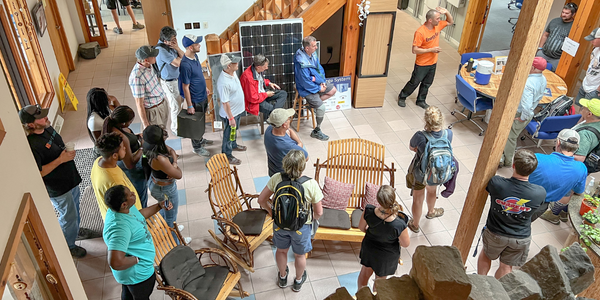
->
[323, 76, 351, 112]
[58, 73, 79, 112]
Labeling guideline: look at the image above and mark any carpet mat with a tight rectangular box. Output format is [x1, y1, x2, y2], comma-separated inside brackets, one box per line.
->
[74, 147, 103, 240]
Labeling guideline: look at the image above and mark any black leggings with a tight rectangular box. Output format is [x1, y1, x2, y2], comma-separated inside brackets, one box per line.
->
[121, 274, 155, 300]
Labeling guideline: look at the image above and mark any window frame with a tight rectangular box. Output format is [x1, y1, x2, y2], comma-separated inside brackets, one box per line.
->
[0, 1, 55, 109]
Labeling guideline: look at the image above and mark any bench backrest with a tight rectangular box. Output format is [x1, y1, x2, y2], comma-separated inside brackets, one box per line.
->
[315, 138, 395, 208]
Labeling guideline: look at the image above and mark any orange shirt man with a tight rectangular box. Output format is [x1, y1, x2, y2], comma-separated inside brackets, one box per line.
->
[398, 7, 453, 109]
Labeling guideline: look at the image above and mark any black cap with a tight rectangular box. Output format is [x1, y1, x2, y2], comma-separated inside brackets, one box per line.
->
[19, 104, 49, 124]
[142, 125, 164, 151]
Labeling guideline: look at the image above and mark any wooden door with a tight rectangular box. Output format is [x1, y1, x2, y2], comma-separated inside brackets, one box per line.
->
[44, 0, 73, 77]
[140, 0, 173, 45]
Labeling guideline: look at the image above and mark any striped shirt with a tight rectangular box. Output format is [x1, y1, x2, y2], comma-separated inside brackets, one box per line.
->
[129, 62, 165, 108]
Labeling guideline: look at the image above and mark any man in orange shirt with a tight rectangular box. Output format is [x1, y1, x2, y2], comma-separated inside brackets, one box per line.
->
[398, 7, 453, 109]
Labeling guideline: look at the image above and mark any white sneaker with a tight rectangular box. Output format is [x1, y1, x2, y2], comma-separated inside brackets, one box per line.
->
[184, 237, 192, 244]
[177, 224, 184, 231]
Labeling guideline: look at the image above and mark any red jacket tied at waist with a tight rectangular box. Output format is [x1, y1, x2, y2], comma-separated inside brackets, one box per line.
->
[240, 65, 271, 115]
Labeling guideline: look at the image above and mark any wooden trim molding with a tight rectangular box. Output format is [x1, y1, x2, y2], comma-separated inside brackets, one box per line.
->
[0, 118, 5, 146]
[0, 194, 74, 299]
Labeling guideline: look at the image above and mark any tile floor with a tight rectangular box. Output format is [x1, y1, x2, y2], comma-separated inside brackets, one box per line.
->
[59, 10, 575, 300]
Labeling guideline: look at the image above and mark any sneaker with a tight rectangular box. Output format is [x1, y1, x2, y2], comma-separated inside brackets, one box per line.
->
[292, 270, 307, 292]
[559, 210, 568, 223]
[278, 266, 289, 288]
[113, 27, 123, 34]
[310, 129, 329, 141]
[233, 145, 247, 151]
[132, 22, 145, 30]
[177, 224, 184, 231]
[70, 246, 87, 258]
[397, 95, 406, 107]
[184, 237, 192, 244]
[77, 228, 95, 240]
[228, 156, 242, 165]
[192, 147, 211, 157]
[407, 219, 420, 233]
[540, 210, 561, 225]
[416, 101, 430, 109]
[200, 138, 214, 145]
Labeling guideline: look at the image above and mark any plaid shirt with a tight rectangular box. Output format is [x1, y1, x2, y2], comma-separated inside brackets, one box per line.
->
[129, 63, 165, 108]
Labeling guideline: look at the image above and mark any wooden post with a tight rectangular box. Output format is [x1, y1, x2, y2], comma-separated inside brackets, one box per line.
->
[205, 34, 222, 56]
[340, 0, 361, 87]
[451, 0, 553, 263]
[457, 0, 488, 54]
[554, 0, 600, 93]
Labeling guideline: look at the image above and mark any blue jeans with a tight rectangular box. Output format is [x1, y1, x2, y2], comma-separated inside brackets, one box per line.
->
[49, 186, 81, 249]
[118, 159, 148, 208]
[222, 114, 242, 158]
[148, 179, 179, 241]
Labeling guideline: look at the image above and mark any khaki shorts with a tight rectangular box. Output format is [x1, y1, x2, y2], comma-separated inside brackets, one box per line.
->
[145, 100, 169, 129]
[304, 82, 334, 108]
[482, 228, 531, 267]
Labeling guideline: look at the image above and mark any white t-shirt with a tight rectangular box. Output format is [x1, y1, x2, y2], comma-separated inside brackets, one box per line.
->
[217, 71, 246, 119]
[87, 112, 105, 133]
[582, 47, 600, 93]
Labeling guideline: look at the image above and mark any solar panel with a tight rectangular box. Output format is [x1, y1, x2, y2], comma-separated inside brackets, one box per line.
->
[238, 19, 304, 107]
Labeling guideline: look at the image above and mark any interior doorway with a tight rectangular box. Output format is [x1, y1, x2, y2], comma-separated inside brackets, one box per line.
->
[44, 0, 75, 76]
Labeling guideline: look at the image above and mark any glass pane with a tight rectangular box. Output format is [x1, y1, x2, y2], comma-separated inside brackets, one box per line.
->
[83, 0, 100, 37]
[4, 234, 54, 300]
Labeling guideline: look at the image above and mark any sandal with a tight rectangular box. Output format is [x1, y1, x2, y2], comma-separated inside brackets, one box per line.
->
[426, 207, 444, 219]
[408, 219, 420, 233]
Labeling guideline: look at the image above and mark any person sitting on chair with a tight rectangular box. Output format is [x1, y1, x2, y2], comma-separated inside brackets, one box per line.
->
[240, 54, 287, 120]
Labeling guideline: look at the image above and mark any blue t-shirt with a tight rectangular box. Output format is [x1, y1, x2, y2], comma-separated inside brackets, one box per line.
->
[103, 206, 156, 285]
[155, 41, 180, 80]
[179, 54, 207, 103]
[528, 152, 587, 202]
[264, 126, 308, 176]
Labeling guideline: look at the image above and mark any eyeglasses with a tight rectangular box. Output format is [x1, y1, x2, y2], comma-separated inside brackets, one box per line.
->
[32, 104, 42, 115]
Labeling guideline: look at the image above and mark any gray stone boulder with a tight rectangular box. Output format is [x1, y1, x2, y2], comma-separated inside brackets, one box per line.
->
[467, 274, 510, 300]
[410, 246, 471, 300]
[559, 242, 595, 294]
[375, 275, 423, 300]
[498, 270, 542, 300]
[520, 245, 574, 300]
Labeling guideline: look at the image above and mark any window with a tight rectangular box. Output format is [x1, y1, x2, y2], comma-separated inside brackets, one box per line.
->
[0, 0, 54, 109]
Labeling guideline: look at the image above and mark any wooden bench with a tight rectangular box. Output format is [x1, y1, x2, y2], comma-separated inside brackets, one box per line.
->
[313, 138, 396, 243]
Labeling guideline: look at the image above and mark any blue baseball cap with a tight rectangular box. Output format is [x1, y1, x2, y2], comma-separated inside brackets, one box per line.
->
[182, 34, 203, 48]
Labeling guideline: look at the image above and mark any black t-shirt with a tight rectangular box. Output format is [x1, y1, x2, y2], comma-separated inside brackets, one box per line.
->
[27, 127, 81, 197]
[485, 176, 546, 239]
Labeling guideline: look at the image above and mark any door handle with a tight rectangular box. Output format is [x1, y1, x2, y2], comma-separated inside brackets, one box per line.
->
[162, 12, 167, 16]
[55, 25, 61, 29]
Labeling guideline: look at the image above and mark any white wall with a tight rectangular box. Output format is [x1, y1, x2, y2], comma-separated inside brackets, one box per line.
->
[0, 66, 88, 300]
[170, 0, 258, 62]
[55, 0, 85, 60]
[312, 7, 343, 64]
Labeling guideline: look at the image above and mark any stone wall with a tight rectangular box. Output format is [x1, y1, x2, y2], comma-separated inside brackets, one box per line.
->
[325, 243, 595, 300]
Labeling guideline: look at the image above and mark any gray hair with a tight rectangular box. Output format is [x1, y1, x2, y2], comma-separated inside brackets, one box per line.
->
[302, 36, 316, 48]
[159, 26, 177, 42]
[282, 150, 306, 179]
[253, 54, 269, 67]
[425, 9, 440, 21]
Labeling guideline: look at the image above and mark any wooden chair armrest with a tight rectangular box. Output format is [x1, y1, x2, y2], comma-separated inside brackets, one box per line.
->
[242, 193, 259, 209]
[195, 247, 240, 274]
[211, 216, 251, 246]
[157, 285, 198, 300]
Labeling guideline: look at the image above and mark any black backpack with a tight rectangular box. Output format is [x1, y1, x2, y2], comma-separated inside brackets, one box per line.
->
[575, 126, 600, 174]
[533, 95, 573, 122]
[152, 43, 170, 80]
[272, 174, 311, 231]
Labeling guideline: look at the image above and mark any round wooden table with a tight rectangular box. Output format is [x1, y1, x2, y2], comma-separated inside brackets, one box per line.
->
[459, 58, 568, 104]
[565, 195, 600, 297]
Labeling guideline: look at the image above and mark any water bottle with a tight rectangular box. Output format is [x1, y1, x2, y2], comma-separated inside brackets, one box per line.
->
[230, 126, 236, 142]
[466, 58, 474, 72]
[585, 176, 595, 195]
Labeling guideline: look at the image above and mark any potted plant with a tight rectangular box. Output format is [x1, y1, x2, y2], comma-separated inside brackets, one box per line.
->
[582, 210, 599, 227]
[580, 194, 600, 216]
[580, 224, 600, 247]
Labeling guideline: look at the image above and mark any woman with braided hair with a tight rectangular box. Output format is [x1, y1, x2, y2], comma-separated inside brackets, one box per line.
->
[86, 87, 120, 142]
[102, 105, 147, 207]
[357, 185, 410, 291]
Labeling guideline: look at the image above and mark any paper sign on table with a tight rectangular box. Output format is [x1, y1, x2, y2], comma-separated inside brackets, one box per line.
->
[562, 37, 579, 57]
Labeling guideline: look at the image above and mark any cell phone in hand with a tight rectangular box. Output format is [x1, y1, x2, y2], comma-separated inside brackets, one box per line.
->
[163, 194, 170, 209]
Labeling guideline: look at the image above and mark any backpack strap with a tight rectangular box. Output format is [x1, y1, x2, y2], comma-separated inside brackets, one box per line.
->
[575, 126, 600, 156]
[297, 176, 310, 184]
[280, 173, 290, 182]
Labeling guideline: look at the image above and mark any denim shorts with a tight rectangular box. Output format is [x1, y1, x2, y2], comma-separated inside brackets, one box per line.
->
[273, 224, 313, 255]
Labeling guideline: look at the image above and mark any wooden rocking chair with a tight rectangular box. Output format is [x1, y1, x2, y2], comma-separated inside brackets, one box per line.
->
[146, 213, 248, 299]
[206, 154, 274, 273]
